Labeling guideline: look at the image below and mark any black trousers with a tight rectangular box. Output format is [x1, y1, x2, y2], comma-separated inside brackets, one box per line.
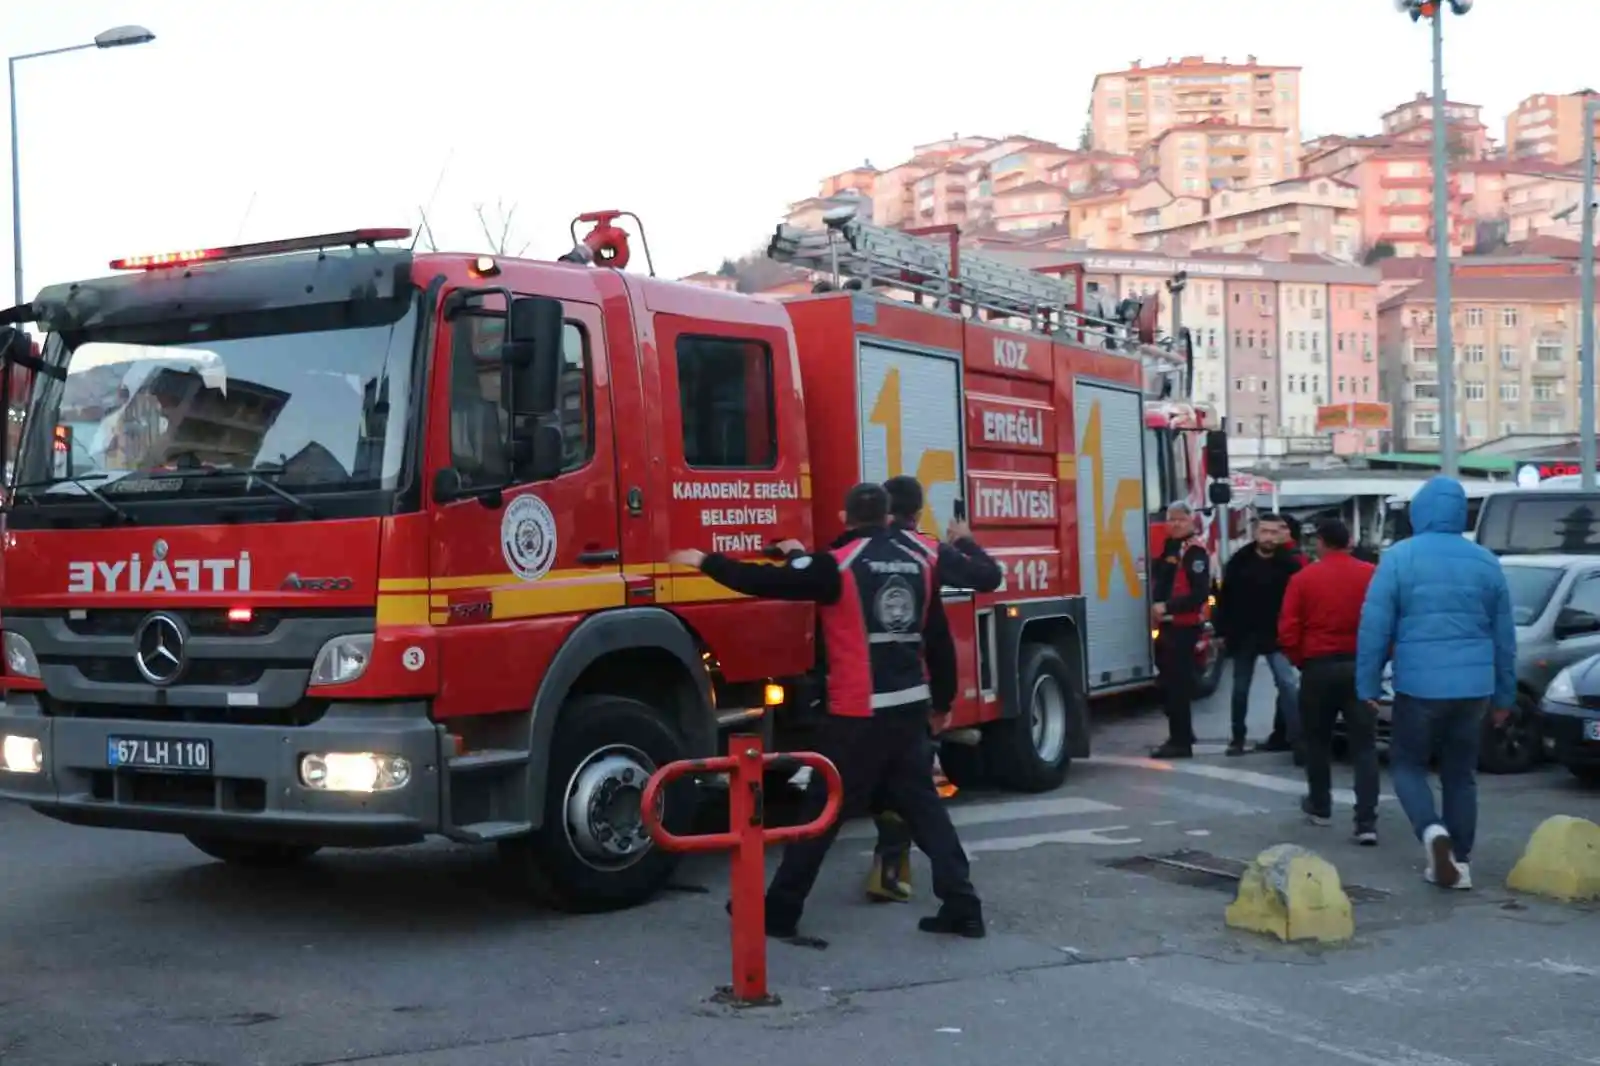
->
[869, 727, 936, 856]
[1300, 655, 1379, 826]
[768, 707, 978, 924]
[1156, 624, 1200, 747]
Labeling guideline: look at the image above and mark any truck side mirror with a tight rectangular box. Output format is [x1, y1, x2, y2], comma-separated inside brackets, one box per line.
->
[502, 296, 564, 418]
[1208, 480, 1232, 506]
[1204, 429, 1230, 480]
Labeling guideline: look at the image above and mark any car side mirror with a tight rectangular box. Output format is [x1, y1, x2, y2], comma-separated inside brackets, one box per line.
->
[1553, 606, 1600, 640]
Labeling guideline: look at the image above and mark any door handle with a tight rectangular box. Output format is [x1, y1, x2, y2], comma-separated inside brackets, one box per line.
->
[578, 548, 620, 564]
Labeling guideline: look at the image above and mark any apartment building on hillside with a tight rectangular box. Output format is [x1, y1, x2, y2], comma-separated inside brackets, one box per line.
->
[1147, 119, 1290, 195]
[1379, 272, 1595, 450]
[1380, 92, 1492, 159]
[1505, 91, 1600, 165]
[1088, 55, 1301, 171]
[1132, 176, 1362, 260]
[993, 249, 1382, 457]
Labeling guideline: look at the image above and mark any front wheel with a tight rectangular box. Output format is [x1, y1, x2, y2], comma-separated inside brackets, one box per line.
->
[499, 694, 696, 912]
[1479, 695, 1542, 775]
[186, 835, 321, 868]
[1568, 764, 1600, 786]
[982, 644, 1077, 793]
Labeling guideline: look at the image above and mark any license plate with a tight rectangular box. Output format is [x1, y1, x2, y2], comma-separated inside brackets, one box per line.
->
[1584, 721, 1600, 743]
[107, 736, 213, 772]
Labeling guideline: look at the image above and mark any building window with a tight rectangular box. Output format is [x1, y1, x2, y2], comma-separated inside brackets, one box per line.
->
[1533, 381, 1557, 401]
[1500, 420, 1520, 435]
[1413, 346, 1438, 364]
[1337, 375, 1347, 395]
[1337, 333, 1346, 352]
[1499, 381, 1520, 402]
[1463, 344, 1485, 363]
[1464, 381, 1485, 400]
[1501, 307, 1520, 328]
[1536, 343, 1563, 362]
[1234, 377, 1244, 391]
[1499, 344, 1518, 367]
[1234, 329, 1243, 348]
[448, 306, 594, 488]
[676, 336, 777, 469]
[1410, 413, 1438, 437]
[1412, 382, 1439, 400]
[1465, 307, 1483, 327]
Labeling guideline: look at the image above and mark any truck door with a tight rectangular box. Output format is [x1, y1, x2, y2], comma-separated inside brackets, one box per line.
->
[1074, 380, 1155, 689]
[652, 314, 813, 680]
[427, 293, 624, 716]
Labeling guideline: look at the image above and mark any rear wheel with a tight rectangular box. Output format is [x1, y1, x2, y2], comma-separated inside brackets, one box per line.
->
[186, 835, 321, 868]
[499, 694, 696, 912]
[982, 644, 1076, 793]
[1479, 694, 1542, 775]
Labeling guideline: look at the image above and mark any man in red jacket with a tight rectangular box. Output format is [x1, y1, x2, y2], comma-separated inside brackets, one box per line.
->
[1278, 517, 1379, 843]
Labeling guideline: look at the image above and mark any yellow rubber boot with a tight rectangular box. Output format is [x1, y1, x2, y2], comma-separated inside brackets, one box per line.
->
[867, 813, 913, 903]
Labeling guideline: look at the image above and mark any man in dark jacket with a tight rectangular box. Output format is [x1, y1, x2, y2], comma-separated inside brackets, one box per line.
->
[1150, 501, 1211, 759]
[866, 476, 1002, 902]
[1214, 512, 1303, 756]
[1279, 517, 1378, 841]
[669, 483, 983, 938]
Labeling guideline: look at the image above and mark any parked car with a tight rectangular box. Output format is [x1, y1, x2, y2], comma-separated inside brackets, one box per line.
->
[1536, 652, 1600, 785]
[1334, 554, 1600, 773]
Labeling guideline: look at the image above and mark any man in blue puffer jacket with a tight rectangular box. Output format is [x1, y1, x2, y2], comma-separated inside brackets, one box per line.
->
[1356, 475, 1516, 892]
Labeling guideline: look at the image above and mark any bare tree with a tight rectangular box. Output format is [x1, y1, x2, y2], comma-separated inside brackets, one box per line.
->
[415, 207, 439, 252]
[474, 198, 532, 256]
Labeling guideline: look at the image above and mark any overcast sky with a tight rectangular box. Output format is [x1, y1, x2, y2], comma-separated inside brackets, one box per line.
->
[3, 1, 1593, 294]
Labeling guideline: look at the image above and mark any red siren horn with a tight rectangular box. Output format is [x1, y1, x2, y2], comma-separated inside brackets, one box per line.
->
[565, 210, 657, 276]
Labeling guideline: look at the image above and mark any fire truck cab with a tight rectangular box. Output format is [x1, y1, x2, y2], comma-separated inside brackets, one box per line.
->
[0, 215, 1230, 911]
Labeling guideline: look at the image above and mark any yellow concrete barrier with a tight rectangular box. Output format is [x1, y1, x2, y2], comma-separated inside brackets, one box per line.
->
[1225, 843, 1354, 944]
[1507, 815, 1600, 903]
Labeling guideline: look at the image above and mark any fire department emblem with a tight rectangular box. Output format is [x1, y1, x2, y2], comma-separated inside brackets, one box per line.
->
[500, 495, 558, 582]
[874, 576, 916, 633]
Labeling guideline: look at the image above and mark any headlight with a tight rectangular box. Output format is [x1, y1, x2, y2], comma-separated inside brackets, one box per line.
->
[1545, 667, 1576, 704]
[2, 632, 39, 679]
[309, 634, 374, 687]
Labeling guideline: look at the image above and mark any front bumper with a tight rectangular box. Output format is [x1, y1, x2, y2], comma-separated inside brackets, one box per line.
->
[0, 695, 445, 847]
[1538, 699, 1600, 768]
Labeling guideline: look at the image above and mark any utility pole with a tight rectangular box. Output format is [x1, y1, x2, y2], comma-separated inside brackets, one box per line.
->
[1397, 0, 1471, 475]
[1580, 97, 1598, 490]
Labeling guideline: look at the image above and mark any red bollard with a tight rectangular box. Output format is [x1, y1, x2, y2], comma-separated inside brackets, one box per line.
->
[640, 734, 843, 1007]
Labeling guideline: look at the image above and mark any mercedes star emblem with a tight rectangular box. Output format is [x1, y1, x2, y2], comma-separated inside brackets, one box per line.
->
[134, 613, 186, 686]
[152, 539, 169, 561]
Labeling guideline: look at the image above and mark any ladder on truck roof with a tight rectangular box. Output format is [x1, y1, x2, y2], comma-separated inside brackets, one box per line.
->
[766, 207, 1187, 386]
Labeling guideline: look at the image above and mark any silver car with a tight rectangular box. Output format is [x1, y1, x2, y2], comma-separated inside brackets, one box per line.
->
[1346, 554, 1600, 773]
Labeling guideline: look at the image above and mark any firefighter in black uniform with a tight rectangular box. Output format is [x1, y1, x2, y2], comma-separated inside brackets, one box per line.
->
[669, 483, 985, 939]
[868, 475, 1003, 903]
[1150, 500, 1212, 760]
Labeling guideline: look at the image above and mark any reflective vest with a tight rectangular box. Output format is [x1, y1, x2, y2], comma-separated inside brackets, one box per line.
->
[820, 529, 936, 717]
[1164, 535, 1208, 627]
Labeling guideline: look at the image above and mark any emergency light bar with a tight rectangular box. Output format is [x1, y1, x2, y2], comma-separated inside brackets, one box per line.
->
[109, 228, 413, 271]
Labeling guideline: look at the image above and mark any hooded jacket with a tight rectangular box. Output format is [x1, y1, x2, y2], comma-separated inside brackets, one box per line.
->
[1355, 476, 1517, 706]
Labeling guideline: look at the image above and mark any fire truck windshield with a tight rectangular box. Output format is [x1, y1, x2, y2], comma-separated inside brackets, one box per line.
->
[11, 295, 419, 524]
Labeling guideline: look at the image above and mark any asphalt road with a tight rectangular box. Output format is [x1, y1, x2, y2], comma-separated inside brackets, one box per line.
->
[2, 667, 1598, 1066]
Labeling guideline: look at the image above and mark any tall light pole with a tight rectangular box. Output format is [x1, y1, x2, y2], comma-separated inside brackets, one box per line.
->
[1396, 0, 1470, 475]
[1580, 97, 1598, 490]
[9, 25, 156, 307]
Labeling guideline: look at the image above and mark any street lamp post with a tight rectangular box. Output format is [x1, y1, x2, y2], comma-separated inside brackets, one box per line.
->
[1397, 0, 1470, 476]
[9, 25, 156, 307]
[1580, 97, 1598, 490]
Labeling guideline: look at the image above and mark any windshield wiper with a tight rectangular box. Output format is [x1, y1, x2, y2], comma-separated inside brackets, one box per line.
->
[11, 472, 136, 524]
[149, 465, 320, 518]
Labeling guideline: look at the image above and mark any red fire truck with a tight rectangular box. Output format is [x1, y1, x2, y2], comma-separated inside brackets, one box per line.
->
[0, 212, 1231, 910]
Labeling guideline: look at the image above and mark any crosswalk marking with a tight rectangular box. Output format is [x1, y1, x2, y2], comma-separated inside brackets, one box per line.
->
[836, 795, 1119, 840]
[1090, 754, 1396, 807]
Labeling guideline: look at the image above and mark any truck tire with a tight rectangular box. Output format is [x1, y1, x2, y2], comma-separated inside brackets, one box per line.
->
[186, 835, 321, 868]
[500, 694, 696, 912]
[981, 644, 1075, 793]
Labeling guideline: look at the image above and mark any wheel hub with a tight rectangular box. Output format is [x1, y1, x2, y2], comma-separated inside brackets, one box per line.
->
[1029, 674, 1068, 765]
[564, 747, 657, 869]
